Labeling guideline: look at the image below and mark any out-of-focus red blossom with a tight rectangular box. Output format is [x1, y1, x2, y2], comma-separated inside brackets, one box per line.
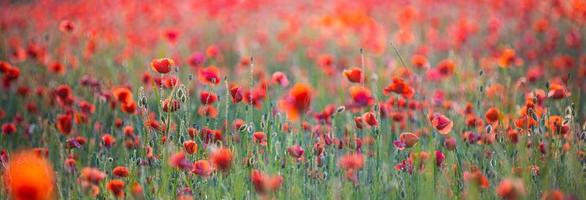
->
[3, 150, 55, 200]
[411, 54, 429, 69]
[547, 83, 570, 99]
[198, 105, 218, 118]
[362, 112, 378, 127]
[230, 84, 243, 103]
[272, 71, 289, 87]
[106, 179, 125, 198]
[79, 167, 106, 186]
[198, 66, 221, 85]
[349, 86, 374, 108]
[162, 99, 180, 112]
[56, 114, 73, 135]
[463, 167, 490, 189]
[250, 170, 283, 194]
[485, 107, 500, 123]
[151, 58, 175, 74]
[210, 147, 233, 172]
[192, 160, 213, 177]
[343, 67, 362, 83]
[199, 91, 218, 104]
[2, 122, 16, 135]
[112, 166, 129, 177]
[498, 48, 522, 68]
[59, 20, 75, 33]
[279, 83, 312, 121]
[183, 140, 198, 154]
[541, 190, 565, 200]
[434, 150, 445, 166]
[496, 178, 526, 200]
[547, 115, 570, 135]
[436, 59, 455, 77]
[338, 153, 364, 171]
[444, 137, 457, 150]
[169, 152, 192, 170]
[206, 45, 220, 58]
[384, 77, 415, 99]
[253, 131, 267, 145]
[429, 113, 453, 135]
[101, 134, 116, 148]
[287, 145, 305, 161]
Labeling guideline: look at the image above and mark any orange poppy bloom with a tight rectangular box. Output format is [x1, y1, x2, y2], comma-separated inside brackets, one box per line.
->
[547, 115, 569, 135]
[198, 105, 218, 118]
[362, 112, 378, 127]
[436, 59, 455, 77]
[198, 66, 221, 85]
[106, 179, 125, 198]
[250, 170, 283, 194]
[399, 132, 419, 148]
[548, 83, 570, 99]
[343, 67, 362, 83]
[496, 178, 526, 200]
[192, 160, 212, 177]
[151, 58, 175, 74]
[429, 113, 453, 135]
[463, 167, 489, 189]
[498, 48, 521, 68]
[338, 153, 365, 171]
[349, 86, 374, 108]
[411, 54, 429, 69]
[279, 83, 312, 121]
[112, 87, 134, 105]
[210, 147, 233, 172]
[169, 152, 192, 170]
[79, 167, 106, 185]
[383, 77, 415, 99]
[3, 150, 55, 200]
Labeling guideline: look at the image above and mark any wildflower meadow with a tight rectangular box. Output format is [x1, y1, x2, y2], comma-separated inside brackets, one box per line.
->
[0, 0, 585, 199]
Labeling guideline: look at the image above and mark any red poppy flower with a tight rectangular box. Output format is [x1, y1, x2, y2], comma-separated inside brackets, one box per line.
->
[279, 83, 312, 120]
[272, 72, 289, 87]
[183, 140, 197, 154]
[384, 77, 414, 99]
[210, 147, 233, 172]
[192, 160, 212, 177]
[349, 86, 374, 108]
[343, 67, 362, 83]
[496, 178, 526, 200]
[112, 166, 129, 178]
[485, 107, 500, 123]
[107, 179, 125, 198]
[198, 66, 221, 85]
[429, 113, 453, 135]
[199, 91, 218, 105]
[56, 114, 73, 135]
[151, 58, 175, 74]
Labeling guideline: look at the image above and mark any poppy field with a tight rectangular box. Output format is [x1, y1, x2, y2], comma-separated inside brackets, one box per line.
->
[1, 0, 586, 199]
